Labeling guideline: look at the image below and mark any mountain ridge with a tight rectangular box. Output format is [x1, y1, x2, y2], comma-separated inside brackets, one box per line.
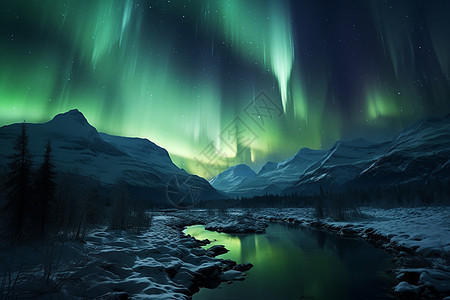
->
[0, 109, 224, 204]
[210, 113, 450, 197]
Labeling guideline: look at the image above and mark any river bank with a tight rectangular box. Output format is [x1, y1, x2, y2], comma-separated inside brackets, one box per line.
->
[172, 207, 450, 299]
[0, 213, 252, 299]
[251, 207, 450, 299]
[2, 207, 448, 299]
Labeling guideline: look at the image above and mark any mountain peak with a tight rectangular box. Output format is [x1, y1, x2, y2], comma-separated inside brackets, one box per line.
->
[210, 164, 256, 184]
[50, 109, 89, 125]
[294, 147, 315, 157]
[209, 163, 256, 191]
[45, 109, 97, 137]
[229, 164, 256, 177]
[259, 161, 278, 175]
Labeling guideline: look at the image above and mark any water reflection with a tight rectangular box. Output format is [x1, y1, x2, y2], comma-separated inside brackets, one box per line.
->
[184, 223, 394, 300]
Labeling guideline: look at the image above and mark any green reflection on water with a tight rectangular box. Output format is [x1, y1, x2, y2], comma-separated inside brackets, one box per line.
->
[184, 223, 393, 300]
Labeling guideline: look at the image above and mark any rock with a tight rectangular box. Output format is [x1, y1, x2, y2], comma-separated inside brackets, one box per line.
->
[234, 262, 253, 272]
[339, 228, 356, 236]
[165, 264, 181, 278]
[221, 259, 237, 270]
[197, 239, 211, 246]
[420, 271, 450, 293]
[190, 248, 207, 256]
[423, 269, 450, 281]
[207, 245, 229, 257]
[393, 281, 421, 295]
[397, 270, 421, 285]
[173, 271, 195, 286]
[196, 263, 221, 278]
[220, 270, 245, 281]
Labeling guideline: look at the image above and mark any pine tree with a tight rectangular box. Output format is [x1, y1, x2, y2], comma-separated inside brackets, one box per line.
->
[4, 123, 33, 241]
[33, 140, 55, 237]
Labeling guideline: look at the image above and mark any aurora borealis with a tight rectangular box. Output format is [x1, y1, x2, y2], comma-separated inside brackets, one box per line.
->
[1, 1, 449, 179]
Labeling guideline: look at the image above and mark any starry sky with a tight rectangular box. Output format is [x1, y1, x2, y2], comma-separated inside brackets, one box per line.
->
[1, 0, 449, 179]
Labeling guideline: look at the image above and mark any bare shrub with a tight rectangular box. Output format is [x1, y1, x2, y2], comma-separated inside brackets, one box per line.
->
[0, 251, 23, 299]
[109, 183, 152, 233]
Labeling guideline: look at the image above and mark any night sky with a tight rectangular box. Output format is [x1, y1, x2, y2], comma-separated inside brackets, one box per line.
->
[1, 0, 449, 179]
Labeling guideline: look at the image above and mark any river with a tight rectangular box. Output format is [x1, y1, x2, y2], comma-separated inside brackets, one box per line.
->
[184, 223, 395, 300]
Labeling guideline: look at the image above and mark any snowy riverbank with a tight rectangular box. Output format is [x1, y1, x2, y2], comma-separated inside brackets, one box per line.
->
[2, 207, 448, 299]
[249, 207, 450, 299]
[0, 213, 252, 299]
[161, 207, 450, 298]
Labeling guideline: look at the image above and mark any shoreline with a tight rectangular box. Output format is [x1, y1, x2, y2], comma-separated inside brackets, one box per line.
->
[1, 207, 447, 299]
[169, 207, 449, 299]
[249, 207, 450, 299]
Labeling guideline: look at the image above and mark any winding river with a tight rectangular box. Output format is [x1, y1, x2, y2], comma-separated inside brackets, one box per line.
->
[184, 223, 394, 300]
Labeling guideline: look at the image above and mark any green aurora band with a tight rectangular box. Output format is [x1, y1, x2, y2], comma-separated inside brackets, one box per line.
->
[0, 0, 449, 179]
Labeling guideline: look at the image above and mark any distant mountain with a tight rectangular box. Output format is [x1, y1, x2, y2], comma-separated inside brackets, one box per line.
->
[348, 114, 450, 187]
[0, 109, 223, 204]
[243, 147, 328, 196]
[210, 147, 327, 197]
[209, 164, 256, 194]
[210, 114, 450, 197]
[286, 139, 391, 194]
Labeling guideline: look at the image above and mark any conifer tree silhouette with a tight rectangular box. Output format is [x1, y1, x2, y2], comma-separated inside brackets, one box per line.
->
[4, 123, 32, 241]
[33, 140, 55, 237]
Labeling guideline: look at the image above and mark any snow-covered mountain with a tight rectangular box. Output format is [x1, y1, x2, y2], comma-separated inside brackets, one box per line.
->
[210, 147, 328, 197]
[209, 164, 256, 194]
[0, 109, 223, 203]
[239, 148, 329, 196]
[349, 114, 450, 187]
[210, 114, 450, 197]
[286, 138, 391, 194]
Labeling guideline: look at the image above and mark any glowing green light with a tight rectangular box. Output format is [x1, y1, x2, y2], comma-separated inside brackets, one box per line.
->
[3, 0, 446, 180]
[365, 90, 398, 120]
[269, 1, 294, 113]
[201, 0, 295, 113]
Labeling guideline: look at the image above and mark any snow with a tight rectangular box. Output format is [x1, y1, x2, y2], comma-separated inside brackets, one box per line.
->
[250, 206, 450, 298]
[251, 207, 450, 254]
[171, 209, 268, 234]
[0, 213, 252, 299]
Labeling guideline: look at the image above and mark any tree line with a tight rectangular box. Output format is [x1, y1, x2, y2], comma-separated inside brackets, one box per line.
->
[196, 178, 450, 220]
[0, 123, 151, 244]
